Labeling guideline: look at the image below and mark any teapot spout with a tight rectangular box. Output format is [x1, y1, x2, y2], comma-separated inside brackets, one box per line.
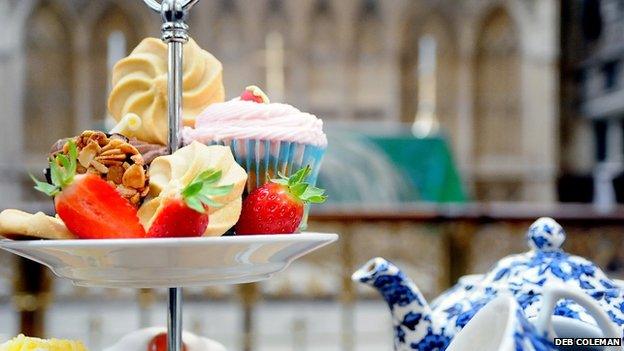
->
[352, 257, 433, 349]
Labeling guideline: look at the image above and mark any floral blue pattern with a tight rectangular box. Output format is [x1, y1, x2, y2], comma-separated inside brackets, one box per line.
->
[513, 308, 555, 351]
[353, 217, 624, 350]
[412, 331, 450, 351]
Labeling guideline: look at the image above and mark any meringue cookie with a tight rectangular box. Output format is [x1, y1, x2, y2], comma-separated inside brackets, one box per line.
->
[139, 142, 247, 236]
[108, 37, 225, 144]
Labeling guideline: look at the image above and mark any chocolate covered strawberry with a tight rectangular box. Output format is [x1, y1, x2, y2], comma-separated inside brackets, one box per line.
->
[236, 166, 326, 235]
[32, 141, 146, 239]
[146, 169, 233, 238]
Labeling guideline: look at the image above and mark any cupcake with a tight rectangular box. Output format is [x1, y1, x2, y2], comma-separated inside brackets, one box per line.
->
[103, 327, 226, 351]
[183, 86, 327, 193]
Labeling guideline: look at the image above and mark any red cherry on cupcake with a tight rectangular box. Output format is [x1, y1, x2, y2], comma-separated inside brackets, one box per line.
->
[148, 332, 188, 351]
[240, 85, 270, 104]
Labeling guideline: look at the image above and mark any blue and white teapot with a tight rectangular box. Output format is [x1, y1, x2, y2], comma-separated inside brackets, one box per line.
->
[352, 217, 624, 350]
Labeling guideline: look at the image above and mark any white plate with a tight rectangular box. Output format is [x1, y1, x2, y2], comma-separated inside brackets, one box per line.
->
[0, 233, 338, 288]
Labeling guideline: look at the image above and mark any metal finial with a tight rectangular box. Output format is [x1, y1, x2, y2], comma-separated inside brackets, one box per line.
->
[143, 0, 200, 13]
[142, 0, 202, 154]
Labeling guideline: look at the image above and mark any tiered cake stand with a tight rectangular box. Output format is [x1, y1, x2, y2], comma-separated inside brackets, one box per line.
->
[0, 1, 338, 350]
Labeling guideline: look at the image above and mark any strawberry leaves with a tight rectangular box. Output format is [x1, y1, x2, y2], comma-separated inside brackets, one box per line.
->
[32, 141, 78, 197]
[181, 169, 234, 213]
[272, 165, 327, 204]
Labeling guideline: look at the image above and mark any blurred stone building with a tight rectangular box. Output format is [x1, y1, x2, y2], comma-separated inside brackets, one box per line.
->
[561, 0, 624, 207]
[0, 0, 559, 203]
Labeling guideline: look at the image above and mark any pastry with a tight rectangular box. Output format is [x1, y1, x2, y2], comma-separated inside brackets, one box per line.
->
[50, 131, 150, 206]
[32, 140, 147, 239]
[51, 134, 167, 166]
[0, 209, 75, 240]
[108, 37, 225, 145]
[139, 141, 247, 236]
[0, 334, 87, 350]
[183, 86, 327, 193]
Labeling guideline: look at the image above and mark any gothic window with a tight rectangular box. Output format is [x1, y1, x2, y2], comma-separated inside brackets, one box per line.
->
[212, 0, 245, 95]
[400, 15, 457, 140]
[354, 0, 386, 119]
[356, 0, 383, 63]
[474, 9, 521, 161]
[421, 18, 457, 144]
[262, 0, 289, 102]
[267, 0, 286, 30]
[91, 4, 140, 128]
[412, 35, 439, 137]
[24, 2, 73, 156]
[308, 0, 339, 117]
[213, 0, 244, 60]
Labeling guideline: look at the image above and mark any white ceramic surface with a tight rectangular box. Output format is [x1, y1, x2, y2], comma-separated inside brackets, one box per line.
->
[103, 327, 226, 351]
[0, 233, 338, 288]
[446, 287, 622, 351]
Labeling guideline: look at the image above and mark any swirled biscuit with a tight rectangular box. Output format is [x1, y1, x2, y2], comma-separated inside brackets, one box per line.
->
[108, 37, 225, 144]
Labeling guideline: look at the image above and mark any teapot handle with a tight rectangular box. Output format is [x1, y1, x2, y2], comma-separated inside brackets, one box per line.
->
[535, 285, 622, 351]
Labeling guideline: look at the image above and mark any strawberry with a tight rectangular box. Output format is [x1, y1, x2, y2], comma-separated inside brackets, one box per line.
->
[32, 141, 146, 239]
[240, 85, 270, 104]
[236, 166, 326, 235]
[146, 169, 233, 238]
[147, 332, 188, 351]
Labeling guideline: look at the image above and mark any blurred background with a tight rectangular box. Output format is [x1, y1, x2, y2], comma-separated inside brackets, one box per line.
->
[1, 0, 624, 350]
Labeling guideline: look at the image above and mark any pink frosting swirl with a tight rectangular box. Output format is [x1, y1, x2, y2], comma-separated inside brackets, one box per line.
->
[184, 99, 327, 147]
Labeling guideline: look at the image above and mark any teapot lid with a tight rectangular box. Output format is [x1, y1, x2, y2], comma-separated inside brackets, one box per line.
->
[526, 217, 566, 251]
[480, 217, 618, 291]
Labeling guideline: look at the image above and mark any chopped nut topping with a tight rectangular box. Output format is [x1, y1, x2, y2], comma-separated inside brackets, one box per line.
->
[90, 159, 109, 174]
[117, 185, 138, 197]
[122, 164, 146, 189]
[56, 130, 150, 206]
[107, 165, 125, 184]
[100, 148, 122, 156]
[78, 141, 100, 168]
[99, 159, 124, 167]
[119, 143, 139, 155]
[130, 154, 144, 165]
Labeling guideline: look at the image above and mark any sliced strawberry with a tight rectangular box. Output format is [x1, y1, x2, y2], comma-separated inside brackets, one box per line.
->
[240, 85, 270, 104]
[54, 174, 146, 239]
[32, 140, 146, 239]
[146, 169, 233, 238]
[236, 166, 326, 235]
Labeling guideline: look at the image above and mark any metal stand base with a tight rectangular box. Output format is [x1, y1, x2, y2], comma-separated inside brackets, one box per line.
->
[168, 287, 183, 351]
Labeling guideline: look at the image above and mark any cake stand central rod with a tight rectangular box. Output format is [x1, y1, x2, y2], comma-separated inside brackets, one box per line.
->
[142, 1, 201, 351]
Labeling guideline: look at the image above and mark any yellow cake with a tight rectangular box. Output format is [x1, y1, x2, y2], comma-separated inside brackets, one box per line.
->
[0, 334, 87, 351]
